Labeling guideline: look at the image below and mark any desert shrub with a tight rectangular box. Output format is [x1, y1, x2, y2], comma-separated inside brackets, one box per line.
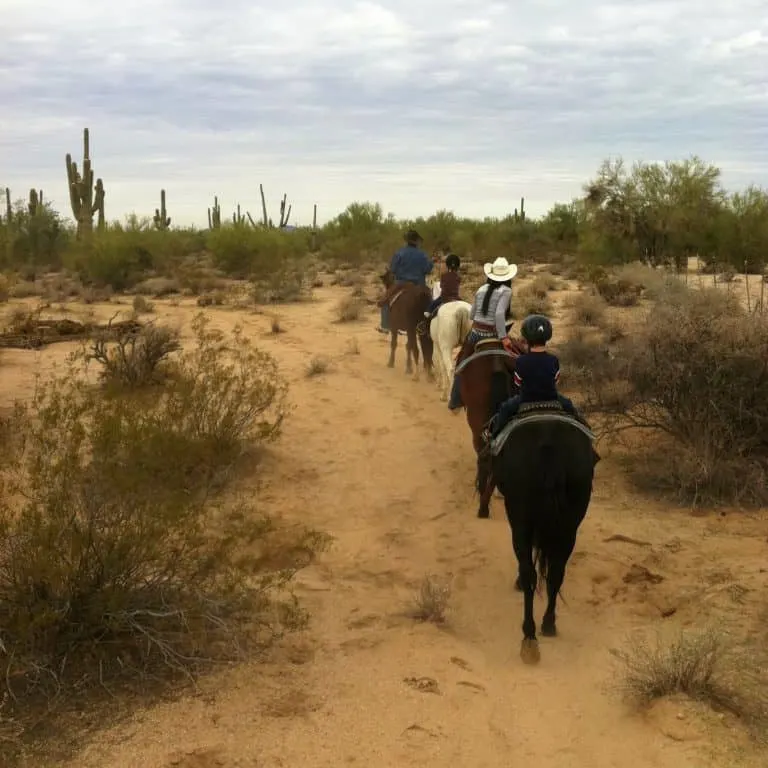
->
[592, 273, 642, 307]
[64, 225, 204, 292]
[515, 285, 553, 316]
[586, 287, 768, 505]
[0, 356, 323, 745]
[160, 314, 290, 460]
[612, 262, 688, 303]
[0, 273, 9, 303]
[206, 225, 307, 280]
[82, 313, 288, 475]
[528, 273, 560, 295]
[330, 270, 366, 288]
[251, 260, 317, 304]
[410, 575, 452, 624]
[133, 276, 181, 297]
[556, 327, 613, 389]
[132, 294, 154, 314]
[550, 255, 588, 281]
[568, 290, 607, 326]
[65, 229, 152, 291]
[718, 265, 737, 283]
[611, 628, 768, 737]
[306, 356, 330, 377]
[86, 322, 181, 388]
[335, 294, 364, 322]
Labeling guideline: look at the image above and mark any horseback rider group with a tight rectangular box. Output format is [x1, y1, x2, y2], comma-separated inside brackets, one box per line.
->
[378, 229, 591, 441]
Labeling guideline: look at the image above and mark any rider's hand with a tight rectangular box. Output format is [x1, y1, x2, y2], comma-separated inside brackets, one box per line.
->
[501, 337, 513, 352]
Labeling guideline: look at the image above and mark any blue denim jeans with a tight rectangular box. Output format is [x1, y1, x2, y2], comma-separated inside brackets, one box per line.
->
[447, 329, 495, 411]
[426, 296, 443, 316]
[380, 305, 390, 331]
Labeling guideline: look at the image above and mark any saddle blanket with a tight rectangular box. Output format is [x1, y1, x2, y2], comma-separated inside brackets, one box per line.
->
[491, 402, 595, 456]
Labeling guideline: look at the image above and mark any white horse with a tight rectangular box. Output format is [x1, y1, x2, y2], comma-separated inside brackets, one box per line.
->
[429, 300, 473, 401]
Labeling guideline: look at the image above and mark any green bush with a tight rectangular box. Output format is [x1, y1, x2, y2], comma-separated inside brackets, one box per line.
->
[206, 224, 308, 279]
[0, 312, 314, 753]
[585, 287, 768, 505]
[64, 223, 205, 290]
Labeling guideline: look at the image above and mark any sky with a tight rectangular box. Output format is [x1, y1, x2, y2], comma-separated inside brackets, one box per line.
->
[1, 0, 766, 228]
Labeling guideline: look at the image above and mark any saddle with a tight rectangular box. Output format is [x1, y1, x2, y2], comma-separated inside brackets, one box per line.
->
[489, 401, 598, 459]
[378, 281, 430, 310]
[516, 400, 566, 418]
[456, 335, 525, 374]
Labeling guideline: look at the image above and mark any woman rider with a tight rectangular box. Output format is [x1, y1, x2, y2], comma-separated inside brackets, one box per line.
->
[447, 256, 518, 411]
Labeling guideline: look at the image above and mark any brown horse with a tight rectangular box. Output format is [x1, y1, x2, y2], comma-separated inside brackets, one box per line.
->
[455, 334, 528, 518]
[378, 270, 434, 379]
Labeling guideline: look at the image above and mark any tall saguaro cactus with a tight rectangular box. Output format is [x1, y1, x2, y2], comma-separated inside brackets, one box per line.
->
[4, 187, 11, 225]
[208, 196, 221, 229]
[28, 189, 43, 216]
[66, 127, 105, 237]
[258, 183, 292, 228]
[154, 189, 171, 230]
[514, 196, 526, 222]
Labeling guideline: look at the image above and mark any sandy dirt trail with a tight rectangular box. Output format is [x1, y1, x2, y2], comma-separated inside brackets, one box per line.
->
[4, 286, 765, 768]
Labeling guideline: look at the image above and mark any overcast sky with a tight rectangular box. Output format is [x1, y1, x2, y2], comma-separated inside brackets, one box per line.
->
[1, 0, 766, 227]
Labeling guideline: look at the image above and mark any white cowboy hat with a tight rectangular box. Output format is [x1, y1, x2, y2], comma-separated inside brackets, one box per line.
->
[483, 257, 518, 282]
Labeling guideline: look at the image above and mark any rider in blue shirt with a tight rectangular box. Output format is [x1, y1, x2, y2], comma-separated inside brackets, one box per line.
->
[378, 229, 433, 332]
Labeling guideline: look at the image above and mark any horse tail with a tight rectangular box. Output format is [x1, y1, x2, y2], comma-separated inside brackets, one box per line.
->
[454, 304, 472, 347]
[531, 441, 569, 591]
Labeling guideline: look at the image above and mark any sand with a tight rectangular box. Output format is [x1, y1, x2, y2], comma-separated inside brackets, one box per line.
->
[1, 278, 765, 768]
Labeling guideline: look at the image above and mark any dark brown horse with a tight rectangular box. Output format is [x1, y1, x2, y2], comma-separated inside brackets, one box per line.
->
[378, 270, 434, 379]
[455, 334, 528, 518]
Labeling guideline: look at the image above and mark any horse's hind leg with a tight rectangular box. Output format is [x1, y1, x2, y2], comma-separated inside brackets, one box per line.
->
[388, 331, 397, 368]
[439, 344, 454, 401]
[541, 534, 576, 637]
[476, 451, 495, 519]
[406, 329, 417, 378]
[509, 514, 539, 664]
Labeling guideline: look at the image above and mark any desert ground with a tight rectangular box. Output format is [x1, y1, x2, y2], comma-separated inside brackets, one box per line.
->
[1, 271, 766, 768]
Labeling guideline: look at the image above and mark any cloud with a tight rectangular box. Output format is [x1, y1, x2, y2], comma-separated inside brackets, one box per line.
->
[1, 0, 766, 227]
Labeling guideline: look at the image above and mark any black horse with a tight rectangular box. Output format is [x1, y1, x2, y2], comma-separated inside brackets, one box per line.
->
[491, 412, 596, 664]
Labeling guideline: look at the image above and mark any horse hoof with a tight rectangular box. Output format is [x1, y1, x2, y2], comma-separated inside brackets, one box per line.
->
[520, 637, 540, 665]
[514, 578, 522, 592]
[387, 361, 395, 369]
[541, 622, 557, 638]
[477, 507, 490, 519]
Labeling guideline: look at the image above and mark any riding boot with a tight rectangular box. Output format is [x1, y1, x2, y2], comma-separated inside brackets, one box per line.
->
[447, 375, 463, 411]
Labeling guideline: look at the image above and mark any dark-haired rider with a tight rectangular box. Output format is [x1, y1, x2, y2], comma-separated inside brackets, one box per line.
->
[424, 252, 462, 321]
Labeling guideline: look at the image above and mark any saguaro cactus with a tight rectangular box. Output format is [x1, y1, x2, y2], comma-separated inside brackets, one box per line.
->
[232, 203, 247, 226]
[278, 193, 292, 228]
[28, 189, 43, 216]
[66, 127, 105, 237]
[207, 195, 221, 229]
[259, 184, 269, 227]
[4, 187, 11, 225]
[154, 189, 171, 230]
